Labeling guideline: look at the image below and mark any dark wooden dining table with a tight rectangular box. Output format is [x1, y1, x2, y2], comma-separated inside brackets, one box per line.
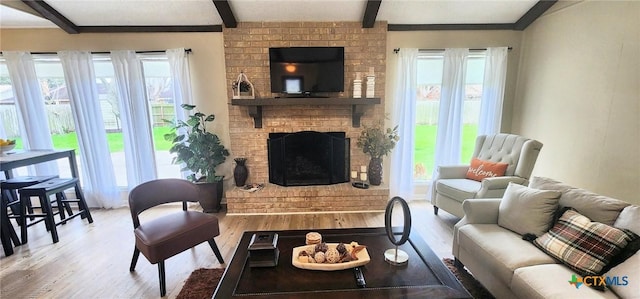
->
[1, 149, 79, 179]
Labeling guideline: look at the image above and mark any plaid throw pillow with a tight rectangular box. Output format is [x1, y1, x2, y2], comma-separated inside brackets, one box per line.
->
[534, 209, 632, 276]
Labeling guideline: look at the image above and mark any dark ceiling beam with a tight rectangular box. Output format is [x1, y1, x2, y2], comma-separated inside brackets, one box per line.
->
[79, 25, 222, 33]
[514, 0, 557, 30]
[212, 0, 237, 28]
[388, 23, 514, 31]
[362, 0, 382, 28]
[20, 0, 79, 34]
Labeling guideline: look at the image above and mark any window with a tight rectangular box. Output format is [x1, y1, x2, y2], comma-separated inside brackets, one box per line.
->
[93, 56, 128, 186]
[31, 57, 79, 179]
[1, 54, 182, 187]
[0, 61, 20, 147]
[140, 55, 181, 180]
[413, 52, 486, 181]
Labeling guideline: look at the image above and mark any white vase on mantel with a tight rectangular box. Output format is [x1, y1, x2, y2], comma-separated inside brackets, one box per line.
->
[353, 72, 362, 98]
[366, 67, 375, 98]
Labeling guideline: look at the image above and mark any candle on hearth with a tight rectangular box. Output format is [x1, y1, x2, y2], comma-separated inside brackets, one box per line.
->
[360, 173, 367, 181]
[351, 170, 358, 179]
[360, 165, 367, 173]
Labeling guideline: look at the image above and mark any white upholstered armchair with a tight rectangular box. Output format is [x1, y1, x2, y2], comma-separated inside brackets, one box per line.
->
[431, 134, 543, 218]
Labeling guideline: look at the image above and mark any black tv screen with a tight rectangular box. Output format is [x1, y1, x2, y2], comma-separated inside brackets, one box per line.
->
[269, 47, 344, 95]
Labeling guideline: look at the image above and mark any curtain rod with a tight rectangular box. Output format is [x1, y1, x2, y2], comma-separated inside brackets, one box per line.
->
[1, 48, 192, 55]
[393, 47, 512, 54]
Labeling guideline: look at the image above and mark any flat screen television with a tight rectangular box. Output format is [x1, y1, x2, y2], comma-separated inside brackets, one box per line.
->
[269, 47, 344, 96]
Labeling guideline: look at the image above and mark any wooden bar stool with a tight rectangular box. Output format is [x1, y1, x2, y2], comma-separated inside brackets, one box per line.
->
[2, 176, 60, 252]
[1, 216, 17, 256]
[18, 178, 93, 244]
[1, 175, 59, 224]
[1, 187, 19, 256]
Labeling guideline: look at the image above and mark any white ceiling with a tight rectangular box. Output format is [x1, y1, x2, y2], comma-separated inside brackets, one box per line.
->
[0, 0, 541, 29]
[379, 0, 537, 24]
[232, 0, 367, 22]
[47, 0, 222, 26]
[1, 2, 56, 28]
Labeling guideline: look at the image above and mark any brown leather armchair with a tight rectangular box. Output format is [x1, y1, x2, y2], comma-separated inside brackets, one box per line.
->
[128, 179, 224, 296]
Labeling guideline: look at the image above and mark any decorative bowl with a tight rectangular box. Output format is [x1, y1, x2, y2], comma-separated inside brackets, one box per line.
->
[292, 243, 370, 271]
[0, 143, 16, 154]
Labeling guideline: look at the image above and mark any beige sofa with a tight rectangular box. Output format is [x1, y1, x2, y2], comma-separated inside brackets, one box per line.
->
[452, 176, 639, 299]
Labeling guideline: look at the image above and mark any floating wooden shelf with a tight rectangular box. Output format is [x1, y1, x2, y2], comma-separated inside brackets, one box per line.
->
[231, 97, 381, 128]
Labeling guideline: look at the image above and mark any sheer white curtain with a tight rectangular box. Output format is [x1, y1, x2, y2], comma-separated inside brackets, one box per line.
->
[110, 50, 157, 188]
[430, 48, 469, 181]
[167, 48, 194, 178]
[3, 51, 58, 175]
[0, 122, 6, 139]
[58, 51, 121, 208]
[478, 47, 508, 135]
[390, 48, 418, 200]
[166, 48, 193, 119]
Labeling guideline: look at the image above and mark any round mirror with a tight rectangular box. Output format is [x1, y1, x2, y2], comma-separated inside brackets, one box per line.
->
[384, 196, 411, 265]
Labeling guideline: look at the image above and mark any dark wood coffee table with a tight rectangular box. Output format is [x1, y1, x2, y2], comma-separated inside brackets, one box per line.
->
[213, 227, 471, 298]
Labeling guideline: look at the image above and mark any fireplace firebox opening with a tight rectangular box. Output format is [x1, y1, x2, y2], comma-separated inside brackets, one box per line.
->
[268, 131, 350, 186]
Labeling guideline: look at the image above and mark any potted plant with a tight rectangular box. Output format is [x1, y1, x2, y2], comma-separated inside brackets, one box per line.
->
[164, 104, 230, 212]
[356, 120, 399, 186]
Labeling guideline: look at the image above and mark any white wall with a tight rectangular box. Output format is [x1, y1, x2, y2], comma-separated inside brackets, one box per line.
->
[513, 1, 640, 204]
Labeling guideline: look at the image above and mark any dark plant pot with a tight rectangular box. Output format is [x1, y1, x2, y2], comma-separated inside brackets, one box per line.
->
[196, 180, 223, 213]
[234, 160, 248, 187]
[368, 157, 383, 186]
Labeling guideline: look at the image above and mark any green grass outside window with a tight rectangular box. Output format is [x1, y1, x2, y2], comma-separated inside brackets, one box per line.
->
[10, 126, 174, 153]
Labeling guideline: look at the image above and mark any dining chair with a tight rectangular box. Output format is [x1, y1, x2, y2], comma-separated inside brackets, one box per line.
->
[128, 179, 224, 297]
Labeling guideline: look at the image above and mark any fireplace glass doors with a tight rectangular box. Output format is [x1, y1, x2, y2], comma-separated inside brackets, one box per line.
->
[268, 131, 350, 186]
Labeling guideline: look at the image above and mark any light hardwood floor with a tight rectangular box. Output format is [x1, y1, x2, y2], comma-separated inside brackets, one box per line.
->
[0, 200, 460, 298]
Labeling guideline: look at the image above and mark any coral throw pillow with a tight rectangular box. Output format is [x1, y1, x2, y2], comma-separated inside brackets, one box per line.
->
[465, 158, 508, 181]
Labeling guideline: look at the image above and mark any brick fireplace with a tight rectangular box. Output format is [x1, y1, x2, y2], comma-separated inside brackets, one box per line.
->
[223, 21, 389, 214]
